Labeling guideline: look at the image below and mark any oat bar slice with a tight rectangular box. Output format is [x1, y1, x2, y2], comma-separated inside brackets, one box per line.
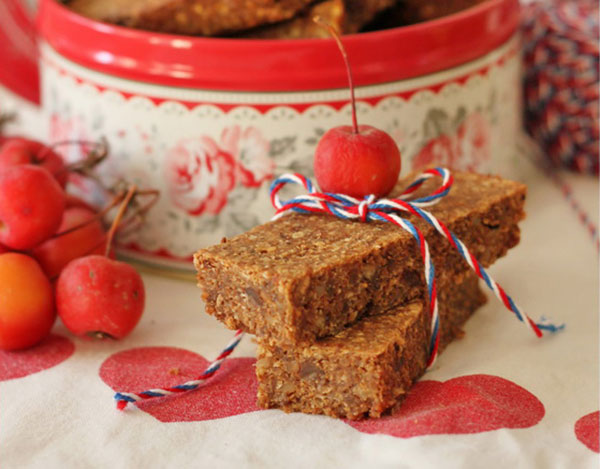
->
[256, 272, 486, 419]
[194, 171, 525, 345]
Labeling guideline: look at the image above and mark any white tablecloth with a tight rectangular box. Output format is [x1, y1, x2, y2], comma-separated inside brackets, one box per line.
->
[1, 157, 598, 468]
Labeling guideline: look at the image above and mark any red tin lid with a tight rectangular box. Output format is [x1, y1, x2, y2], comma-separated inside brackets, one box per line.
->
[36, 0, 519, 92]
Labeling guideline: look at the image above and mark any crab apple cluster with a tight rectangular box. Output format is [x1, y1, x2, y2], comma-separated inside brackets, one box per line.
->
[0, 137, 146, 351]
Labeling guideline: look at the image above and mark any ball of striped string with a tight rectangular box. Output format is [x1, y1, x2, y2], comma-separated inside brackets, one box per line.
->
[522, 0, 599, 175]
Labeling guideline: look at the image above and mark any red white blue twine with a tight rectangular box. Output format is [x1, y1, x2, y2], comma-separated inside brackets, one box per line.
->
[270, 168, 563, 358]
[114, 329, 245, 409]
[114, 168, 563, 410]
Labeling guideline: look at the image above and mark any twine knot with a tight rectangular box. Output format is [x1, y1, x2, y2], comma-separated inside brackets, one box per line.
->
[357, 194, 376, 222]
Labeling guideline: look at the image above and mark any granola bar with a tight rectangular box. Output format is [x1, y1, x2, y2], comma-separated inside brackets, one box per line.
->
[194, 171, 525, 345]
[256, 272, 486, 419]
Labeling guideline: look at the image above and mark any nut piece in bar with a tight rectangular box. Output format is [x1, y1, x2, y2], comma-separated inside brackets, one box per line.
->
[256, 273, 486, 419]
[194, 171, 526, 346]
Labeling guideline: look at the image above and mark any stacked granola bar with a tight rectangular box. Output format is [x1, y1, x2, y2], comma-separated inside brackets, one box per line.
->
[194, 171, 526, 419]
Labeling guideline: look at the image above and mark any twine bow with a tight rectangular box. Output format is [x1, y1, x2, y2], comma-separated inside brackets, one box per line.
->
[270, 167, 562, 364]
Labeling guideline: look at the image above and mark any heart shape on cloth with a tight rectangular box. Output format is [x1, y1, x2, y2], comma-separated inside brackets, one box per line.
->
[100, 346, 260, 422]
[347, 374, 545, 437]
[0, 334, 75, 382]
[575, 411, 599, 453]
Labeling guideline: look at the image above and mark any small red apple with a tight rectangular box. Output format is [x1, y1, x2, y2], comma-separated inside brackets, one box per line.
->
[0, 165, 66, 250]
[0, 138, 68, 187]
[55, 186, 145, 340]
[313, 17, 401, 199]
[314, 125, 401, 198]
[32, 207, 106, 279]
[56, 255, 145, 339]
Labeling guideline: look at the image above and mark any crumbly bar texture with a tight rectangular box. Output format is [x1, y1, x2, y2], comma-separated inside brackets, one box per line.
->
[256, 273, 487, 419]
[194, 171, 526, 346]
[237, 0, 395, 39]
[68, 0, 315, 36]
[238, 0, 346, 39]
[238, 0, 396, 39]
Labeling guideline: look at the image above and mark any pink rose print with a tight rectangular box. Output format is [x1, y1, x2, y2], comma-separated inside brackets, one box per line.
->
[457, 112, 491, 171]
[167, 137, 237, 216]
[100, 346, 259, 422]
[413, 134, 458, 169]
[49, 113, 99, 199]
[413, 111, 491, 171]
[221, 125, 274, 188]
[49, 113, 91, 164]
[167, 126, 273, 216]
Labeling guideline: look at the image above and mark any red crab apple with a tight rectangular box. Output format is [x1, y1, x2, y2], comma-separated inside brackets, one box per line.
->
[0, 164, 66, 250]
[313, 18, 401, 199]
[315, 126, 401, 198]
[65, 193, 98, 212]
[56, 186, 145, 340]
[0, 138, 68, 187]
[56, 255, 145, 339]
[0, 253, 56, 350]
[32, 207, 106, 279]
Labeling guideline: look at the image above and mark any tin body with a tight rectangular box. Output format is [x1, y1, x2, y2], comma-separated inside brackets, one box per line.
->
[3, 0, 524, 272]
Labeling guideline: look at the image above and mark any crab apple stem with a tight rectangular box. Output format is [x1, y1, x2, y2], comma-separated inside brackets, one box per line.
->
[105, 185, 137, 257]
[52, 187, 159, 243]
[50, 137, 109, 173]
[314, 15, 359, 134]
[115, 189, 160, 236]
[50, 191, 124, 240]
